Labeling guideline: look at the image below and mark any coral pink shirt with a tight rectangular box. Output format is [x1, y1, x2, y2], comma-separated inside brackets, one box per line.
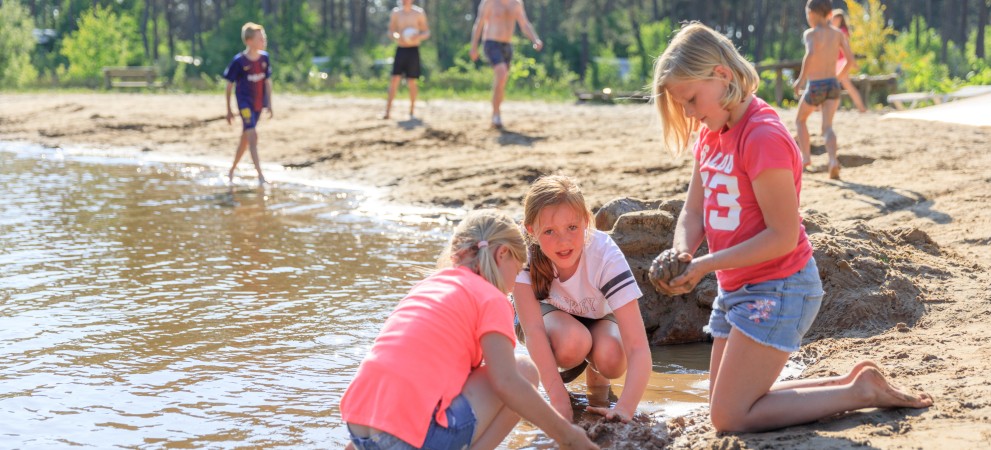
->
[693, 96, 813, 292]
[340, 266, 516, 447]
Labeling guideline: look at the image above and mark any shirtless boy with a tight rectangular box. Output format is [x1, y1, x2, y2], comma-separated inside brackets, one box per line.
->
[383, 0, 430, 120]
[469, 0, 542, 129]
[793, 0, 855, 179]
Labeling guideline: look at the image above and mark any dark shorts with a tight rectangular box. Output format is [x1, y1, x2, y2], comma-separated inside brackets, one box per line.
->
[237, 106, 260, 130]
[348, 394, 476, 449]
[483, 40, 513, 66]
[802, 78, 842, 106]
[392, 46, 421, 78]
[513, 302, 618, 344]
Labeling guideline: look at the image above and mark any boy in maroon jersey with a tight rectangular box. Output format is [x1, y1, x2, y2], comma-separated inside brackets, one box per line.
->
[223, 22, 273, 186]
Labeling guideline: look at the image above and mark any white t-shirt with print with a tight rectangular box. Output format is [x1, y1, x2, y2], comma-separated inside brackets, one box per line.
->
[516, 229, 642, 319]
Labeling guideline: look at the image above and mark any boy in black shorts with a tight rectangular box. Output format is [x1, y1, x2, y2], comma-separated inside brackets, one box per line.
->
[383, 0, 430, 120]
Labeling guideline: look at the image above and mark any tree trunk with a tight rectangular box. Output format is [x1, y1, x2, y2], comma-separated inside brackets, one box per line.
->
[753, 0, 767, 62]
[166, 0, 175, 59]
[141, 0, 150, 59]
[977, 0, 989, 58]
[629, 11, 649, 82]
[152, 0, 160, 60]
[959, 0, 969, 48]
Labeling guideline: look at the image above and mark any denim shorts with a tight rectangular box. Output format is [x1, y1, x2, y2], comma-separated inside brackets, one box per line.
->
[706, 257, 823, 352]
[348, 394, 476, 450]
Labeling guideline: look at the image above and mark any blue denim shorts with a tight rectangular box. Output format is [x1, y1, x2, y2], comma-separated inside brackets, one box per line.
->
[348, 394, 476, 450]
[706, 257, 823, 352]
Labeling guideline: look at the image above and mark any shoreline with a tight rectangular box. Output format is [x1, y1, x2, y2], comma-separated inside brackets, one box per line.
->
[3, 92, 991, 448]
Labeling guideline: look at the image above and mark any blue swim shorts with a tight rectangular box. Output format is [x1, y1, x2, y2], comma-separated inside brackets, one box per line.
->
[483, 40, 513, 66]
[238, 106, 261, 130]
[706, 257, 823, 353]
[348, 394, 476, 450]
[802, 78, 842, 107]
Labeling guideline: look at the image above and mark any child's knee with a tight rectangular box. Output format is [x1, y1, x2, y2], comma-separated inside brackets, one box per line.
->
[709, 402, 750, 432]
[515, 355, 539, 386]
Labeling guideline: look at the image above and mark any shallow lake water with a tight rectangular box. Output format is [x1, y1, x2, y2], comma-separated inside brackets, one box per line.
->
[0, 143, 708, 448]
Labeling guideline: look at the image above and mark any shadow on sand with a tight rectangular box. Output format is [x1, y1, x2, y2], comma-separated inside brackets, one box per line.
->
[496, 127, 546, 147]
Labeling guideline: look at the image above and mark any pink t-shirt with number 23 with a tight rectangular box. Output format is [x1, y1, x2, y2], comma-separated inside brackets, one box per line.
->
[693, 95, 813, 292]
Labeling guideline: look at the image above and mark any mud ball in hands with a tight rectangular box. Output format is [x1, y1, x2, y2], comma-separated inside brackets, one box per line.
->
[648, 249, 687, 296]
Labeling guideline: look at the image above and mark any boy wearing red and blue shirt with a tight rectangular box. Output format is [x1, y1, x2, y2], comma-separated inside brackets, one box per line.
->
[223, 22, 273, 186]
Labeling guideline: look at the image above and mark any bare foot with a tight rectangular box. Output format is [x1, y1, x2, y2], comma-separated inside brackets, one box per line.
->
[855, 366, 934, 409]
[380, 111, 390, 120]
[258, 176, 267, 187]
[824, 360, 881, 387]
[828, 162, 841, 180]
[228, 169, 235, 184]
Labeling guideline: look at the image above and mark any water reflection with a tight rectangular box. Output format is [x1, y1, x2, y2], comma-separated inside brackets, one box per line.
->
[0, 143, 709, 449]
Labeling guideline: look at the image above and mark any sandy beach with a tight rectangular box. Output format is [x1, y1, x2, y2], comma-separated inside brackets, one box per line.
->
[2, 91, 990, 448]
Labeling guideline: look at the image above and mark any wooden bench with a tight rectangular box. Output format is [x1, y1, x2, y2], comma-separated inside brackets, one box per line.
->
[755, 59, 802, 106]
[574, 89, 650, 104]
[886, 92, 942, 110]
[102, 66, 162, 89]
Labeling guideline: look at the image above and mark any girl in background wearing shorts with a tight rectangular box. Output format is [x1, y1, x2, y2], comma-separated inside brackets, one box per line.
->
[650, 22, 931, 432]
[513, 175, 652, 423]
[341, 210, 596, 449]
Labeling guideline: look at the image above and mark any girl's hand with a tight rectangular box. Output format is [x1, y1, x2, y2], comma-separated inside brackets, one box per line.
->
[559, 424, 600, 450]
[585, 405, 632, 423]
[668, 254, 707, 294]
[651, 251, 697, 296]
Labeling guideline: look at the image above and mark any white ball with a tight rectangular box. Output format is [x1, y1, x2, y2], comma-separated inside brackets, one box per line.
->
[402, 27, 418, 40]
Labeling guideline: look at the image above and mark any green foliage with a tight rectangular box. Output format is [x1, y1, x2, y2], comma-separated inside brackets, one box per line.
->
[201, 5, 265, 82]
[845, 0, 897, 75]
[60, 6, 141, 82]
[0, 1, 39, 87]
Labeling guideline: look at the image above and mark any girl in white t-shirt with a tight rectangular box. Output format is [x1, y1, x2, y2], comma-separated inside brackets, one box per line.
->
[513, 175, 652, 422]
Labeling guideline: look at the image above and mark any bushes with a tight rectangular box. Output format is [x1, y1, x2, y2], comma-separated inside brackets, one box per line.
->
[0, 1, 39, 88]
[59, 6, 141, 84]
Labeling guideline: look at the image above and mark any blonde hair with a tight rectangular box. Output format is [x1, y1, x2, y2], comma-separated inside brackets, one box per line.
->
[831, 9, 848, 29]
[521, 175, 594, 300]
[651, 22, 759, 155]
[437, 209, 526, 294]
[241, 22, 265, 43]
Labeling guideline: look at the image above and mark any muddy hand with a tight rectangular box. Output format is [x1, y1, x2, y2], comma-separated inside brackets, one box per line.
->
[585, 405, 632, 423]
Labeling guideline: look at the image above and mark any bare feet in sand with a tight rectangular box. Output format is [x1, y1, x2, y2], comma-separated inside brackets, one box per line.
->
[854, 366, 934, 409]
[828, 160, 841, 180]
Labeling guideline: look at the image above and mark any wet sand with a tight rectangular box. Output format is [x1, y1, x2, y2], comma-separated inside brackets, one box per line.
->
[2, 92, 990, 448]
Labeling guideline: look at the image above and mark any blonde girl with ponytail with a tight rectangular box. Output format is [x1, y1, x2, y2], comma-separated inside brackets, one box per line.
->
[342, 209, 597, 450]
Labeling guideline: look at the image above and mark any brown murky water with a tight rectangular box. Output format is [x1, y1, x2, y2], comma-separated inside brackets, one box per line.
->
[0, 143, 708, 448]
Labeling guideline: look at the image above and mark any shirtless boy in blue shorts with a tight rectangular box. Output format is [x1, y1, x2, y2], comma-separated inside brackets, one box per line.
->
[793, 0, 854, 179]
[469, 0, 542, 129]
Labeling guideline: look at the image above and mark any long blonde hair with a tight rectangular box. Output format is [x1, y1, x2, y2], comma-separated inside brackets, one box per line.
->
[437, 209, 526, 294]
[521, 175, 594, 300]
[651, 22, 759, 155]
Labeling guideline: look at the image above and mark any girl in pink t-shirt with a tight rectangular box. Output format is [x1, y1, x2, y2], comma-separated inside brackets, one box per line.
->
[341, 210, 596, 450]
[649, 22, 931, 433]
[830, 8, 867, 112]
